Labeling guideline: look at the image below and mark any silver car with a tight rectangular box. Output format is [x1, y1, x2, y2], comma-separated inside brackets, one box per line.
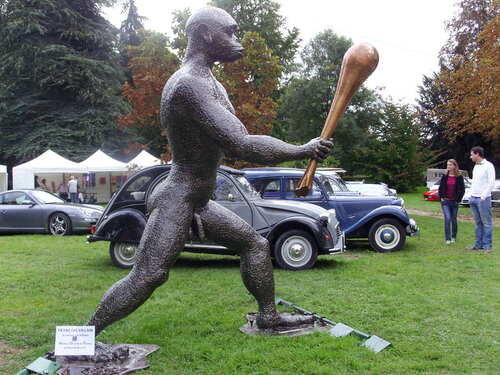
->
[0, 190, 103, 235]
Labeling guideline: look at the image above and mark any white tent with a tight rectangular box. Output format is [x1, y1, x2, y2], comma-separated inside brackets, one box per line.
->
[12, 149, 87, 189]
[126, 150, 162, 170]
[78, 149, 128, 172]
[78, 150, 129, 202]
[0, 164, 7, 192]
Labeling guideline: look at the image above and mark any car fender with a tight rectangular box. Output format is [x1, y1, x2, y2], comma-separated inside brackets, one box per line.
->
[344, 205, 410, 234]
[266, 216, 325, 248]
[92, 208, 146, 243]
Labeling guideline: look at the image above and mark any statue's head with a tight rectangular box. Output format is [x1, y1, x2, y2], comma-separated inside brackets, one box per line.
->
[186, 7, 243, 62]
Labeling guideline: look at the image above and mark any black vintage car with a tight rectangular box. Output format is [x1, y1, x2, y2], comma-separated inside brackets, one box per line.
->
[87, 165, 345, 271]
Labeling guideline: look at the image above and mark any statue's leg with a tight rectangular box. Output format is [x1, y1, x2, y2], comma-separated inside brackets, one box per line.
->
[88, 197, 193, 335]
[197, 201, 279, 327]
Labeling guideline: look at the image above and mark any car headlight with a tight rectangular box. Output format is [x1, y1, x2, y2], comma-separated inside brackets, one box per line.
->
[80, 208, 100, 218]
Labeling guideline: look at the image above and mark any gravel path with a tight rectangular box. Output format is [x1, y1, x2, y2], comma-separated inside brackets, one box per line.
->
[407, 209, 500, 227]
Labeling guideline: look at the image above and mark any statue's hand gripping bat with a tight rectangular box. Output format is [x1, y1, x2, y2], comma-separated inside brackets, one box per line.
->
[295, 43, 379, 197]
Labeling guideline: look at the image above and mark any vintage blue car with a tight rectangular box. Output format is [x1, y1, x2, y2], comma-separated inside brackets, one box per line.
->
[244, 168, 418, 252]
[88, 165, 345, 271]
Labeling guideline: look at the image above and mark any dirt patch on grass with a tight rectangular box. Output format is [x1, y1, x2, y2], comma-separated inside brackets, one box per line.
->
[407, 209, 500, 227]
[339, 253, 362, 259]
[0, 340, 25, 371]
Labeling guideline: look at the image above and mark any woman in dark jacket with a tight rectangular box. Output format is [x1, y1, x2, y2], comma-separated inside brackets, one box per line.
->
[438, 159, 465, 244]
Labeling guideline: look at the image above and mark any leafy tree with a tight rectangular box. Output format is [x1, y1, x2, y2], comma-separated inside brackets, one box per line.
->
[275, 30, 382, 173]
[418, 0, 499, 171]
[209, 0, 300, 73]
[354, 102, 428, 192]
[0, 0, 128, 166]
[437, 12, 499, 142]
[117, 31, 180, 159]
[214, 32, 282, 167]
[440, 0, 495, 70]
[170, 8, 191, 59]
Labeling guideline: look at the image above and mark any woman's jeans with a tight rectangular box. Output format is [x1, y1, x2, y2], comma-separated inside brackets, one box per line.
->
[469, 196, 492, 249]
[441, 200, 459, 241]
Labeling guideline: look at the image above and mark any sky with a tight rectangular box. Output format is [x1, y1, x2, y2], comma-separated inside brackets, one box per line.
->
[104, 0, 459, 104]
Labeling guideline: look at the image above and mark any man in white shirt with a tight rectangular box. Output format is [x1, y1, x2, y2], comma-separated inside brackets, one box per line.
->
[67, 176, 78, 203]
[466, 146, 496, 252]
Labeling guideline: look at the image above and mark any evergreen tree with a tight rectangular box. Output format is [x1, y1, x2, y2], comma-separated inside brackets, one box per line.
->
[119, 0, 145, 49]
[0, 0, 128, 166]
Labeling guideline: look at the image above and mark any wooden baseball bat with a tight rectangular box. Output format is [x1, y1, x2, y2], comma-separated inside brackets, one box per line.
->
[295, 43, 379, 197]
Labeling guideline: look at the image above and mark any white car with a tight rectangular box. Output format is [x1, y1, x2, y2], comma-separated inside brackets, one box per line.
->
[461, 179, 500, 207]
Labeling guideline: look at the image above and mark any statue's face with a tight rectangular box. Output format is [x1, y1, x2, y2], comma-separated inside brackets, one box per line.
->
[208, 22, 243, 62]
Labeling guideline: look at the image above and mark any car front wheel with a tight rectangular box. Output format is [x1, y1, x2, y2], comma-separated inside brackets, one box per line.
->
[49, 213, 72, 236]
[368, 218, 405, 253]
[109, 242, 138, 269]
[273, 230, 318, 271]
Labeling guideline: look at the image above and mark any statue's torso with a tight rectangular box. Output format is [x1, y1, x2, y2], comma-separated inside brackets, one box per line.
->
[158, 65, 238, 205]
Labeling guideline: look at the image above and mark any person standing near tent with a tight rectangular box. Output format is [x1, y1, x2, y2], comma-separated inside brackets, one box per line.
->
[67, 176, 78, 203]
[57, 179, 69, 201]
[39, 178, 50, 192]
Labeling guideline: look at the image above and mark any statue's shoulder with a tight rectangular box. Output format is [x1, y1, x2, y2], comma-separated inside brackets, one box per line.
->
[168, 69, 210, 98]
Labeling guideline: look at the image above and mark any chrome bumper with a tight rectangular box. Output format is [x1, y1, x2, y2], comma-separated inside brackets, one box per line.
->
[406, 219, 419, 236]
[328, 225, 346, 254]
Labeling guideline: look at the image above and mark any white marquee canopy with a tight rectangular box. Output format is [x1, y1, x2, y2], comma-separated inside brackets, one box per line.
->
[12, 149, 87, 189]
[78, 149, 128, 172]
[126, 150, 162, 169]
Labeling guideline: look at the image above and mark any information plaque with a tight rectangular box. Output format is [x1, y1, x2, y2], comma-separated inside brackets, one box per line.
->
[54, 326, 95, 356]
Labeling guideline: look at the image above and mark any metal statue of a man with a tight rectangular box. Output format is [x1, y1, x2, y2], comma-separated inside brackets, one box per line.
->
[87, 6, 332, 334]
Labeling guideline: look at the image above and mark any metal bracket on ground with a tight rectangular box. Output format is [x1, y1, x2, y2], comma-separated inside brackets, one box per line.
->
[276, 297, 391, 353]
[15, 357, 60, 375]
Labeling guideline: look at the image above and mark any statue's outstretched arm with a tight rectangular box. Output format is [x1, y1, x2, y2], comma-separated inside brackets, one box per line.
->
[179, 79, 331, 165]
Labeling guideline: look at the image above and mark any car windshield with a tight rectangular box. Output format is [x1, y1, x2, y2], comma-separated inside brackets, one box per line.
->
[234, 176, 261, 199]
[31, 190, 65, 204]
[322, 176, 348, 197]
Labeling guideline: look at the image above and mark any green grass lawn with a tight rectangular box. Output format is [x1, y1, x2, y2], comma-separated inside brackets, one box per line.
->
[1, 215, 499, 374]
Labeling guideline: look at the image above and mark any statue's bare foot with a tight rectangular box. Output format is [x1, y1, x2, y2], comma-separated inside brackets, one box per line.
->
[256, 311, 316, 329]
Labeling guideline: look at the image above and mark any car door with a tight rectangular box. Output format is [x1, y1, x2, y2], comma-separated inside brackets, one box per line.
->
[0, 191, 43, 231]
[214, 173, 253, 225]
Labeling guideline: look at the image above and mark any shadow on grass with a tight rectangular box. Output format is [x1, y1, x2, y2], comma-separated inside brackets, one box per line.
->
[311, 258, 346, 270]
[87, 250, 353, 272]
[175, 254, 241, 269]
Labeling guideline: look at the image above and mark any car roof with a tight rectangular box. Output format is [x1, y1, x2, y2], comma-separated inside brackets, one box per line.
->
[0, 189, 36, 194]
[244, 167, 336, 179]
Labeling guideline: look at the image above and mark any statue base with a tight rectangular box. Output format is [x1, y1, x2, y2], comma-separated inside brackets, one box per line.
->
[239, 313, 330, 337]
[48, 343, 159, 375]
